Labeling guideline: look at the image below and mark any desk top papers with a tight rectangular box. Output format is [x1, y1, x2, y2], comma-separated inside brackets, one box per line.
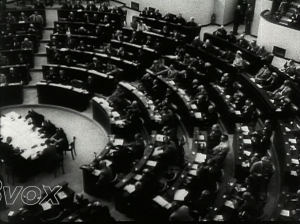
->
[40, 202, 52, 211]
[235, 111, 241, 115]
[113, 139, 124, 146]
[195, 153, 206, 163]
[194, 112, 202, 119]
[191, 104, 197, 110]
[156, 134, 165, 142]
[214, 215, 223, 221]
[124, 184, 136, 194]
[174, 189, 188, 201]
[243, 139, 252, 144]
[225, 200, 235, 209]
[188, 170, 197, 176]
[240, 126, 249, 132]
[289, 139, 297, 144]
[146, 160, 157, 167]
[291, 159, 299, 165]
[280, 209, 290, 217]
[153, 196, 171, 209]
[134, 174, 142, 180]
[92, 169, 101, 176]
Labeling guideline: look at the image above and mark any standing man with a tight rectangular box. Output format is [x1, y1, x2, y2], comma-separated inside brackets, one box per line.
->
[244, 4, 254, 35]
[233, 5, 243, 35]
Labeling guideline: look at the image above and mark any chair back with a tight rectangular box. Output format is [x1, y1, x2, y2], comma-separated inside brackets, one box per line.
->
[70, 136, 76, 150]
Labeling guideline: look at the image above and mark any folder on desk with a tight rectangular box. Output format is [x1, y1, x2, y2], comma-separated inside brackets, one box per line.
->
[225, 200, 235, 209]
[153, 195, 169, 207]
[8, 211, 14, 216]
[195, 153, 206, 163]
[291, 159, 299, 165]
[194, 112, 202, 119]
[156, 134, 165, 142]
[146, 160, 157, 167]
[280, 209, 290, 217]
[250, 78, 255, 82]
[113, 139, 124, 146]
[243, 139, 251, 144]
[168, 81, 176, 86]
[174, 189, 188, 201]
[41, 202, 52, 211]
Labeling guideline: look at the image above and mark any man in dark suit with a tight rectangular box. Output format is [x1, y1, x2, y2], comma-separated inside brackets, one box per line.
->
[16, 53, 29, 66]
[244, 4, 254, 35]
[25, 109, 45, 127]
[87, 57, 103, 71]
[21, 38, 33, 51]
[233, 5, 243, 35]
[152, 9, 162, 20]
[64, 55, 75, 67]
[175, 13, 186, 25]
[65, 36, 77, 49]
[39, 120, 57, 139]
[73, 0, 84, 10]
[19, 12, 29, 22]
[6, 13, 16, 24]
[34, 0, 45, 9]
[86, 1, 97, 11]
[68, 12, 77, 21]
[0, 53, 8, 66]
[61, 0, 73, 9]
[6, 68, 22, 84]
[103, 43, 116, 56]
[83, 75, 97, 95]
[46, 66, 59, 83]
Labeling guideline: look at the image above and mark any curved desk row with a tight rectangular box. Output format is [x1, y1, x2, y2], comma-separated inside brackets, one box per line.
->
[0, 64, 30, 85]
[36, 82, 89, 112]
[149, 127, 208, 221]
[46, 47, 138, 82]
[121, 27, 183, 55]
[203, 33, 265, 74]
[133, 15, 201, 42]
[57, 9, 122, 29]
[42, 64, 115, 96]
[0, 49, 34, 68]
[0, 34, 39, 53]
[92, 97, 125, 135]
[118, 81, 158, 132]
[0, 83, 23, 108]
[50, 33, 99, 48]
[146, 69, 202, 137]
[1, 21, 43, 39]
[185, 44, 237, 74]
[110, 39, 160, 68]
[4, 9, 46, 27]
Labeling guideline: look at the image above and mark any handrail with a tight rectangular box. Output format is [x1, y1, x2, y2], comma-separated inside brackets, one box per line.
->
[260, 10, 300, 32]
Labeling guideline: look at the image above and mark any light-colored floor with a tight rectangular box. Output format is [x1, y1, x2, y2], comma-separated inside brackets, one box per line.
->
[0, 104, 113, 222]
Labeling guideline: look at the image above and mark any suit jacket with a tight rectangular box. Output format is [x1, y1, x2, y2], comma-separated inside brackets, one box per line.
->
[7, 73, 21, 83]
[86, 5, 97, 11]
[19, 15, 28, 21]
[21, 41, 33, 49]
[29, 14, 43, 24]
[73, 4, 84, 10]
[65, 39, 77, 49]
[6, 16, 16, 23]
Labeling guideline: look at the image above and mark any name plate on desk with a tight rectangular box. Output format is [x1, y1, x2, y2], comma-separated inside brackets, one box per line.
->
[194, 112, 202, 119]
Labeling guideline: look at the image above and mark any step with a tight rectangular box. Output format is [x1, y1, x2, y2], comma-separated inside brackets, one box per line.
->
[28, 70, 43, 85]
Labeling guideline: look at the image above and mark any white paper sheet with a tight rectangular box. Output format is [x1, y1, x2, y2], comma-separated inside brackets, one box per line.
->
[174, 189, 188, 201]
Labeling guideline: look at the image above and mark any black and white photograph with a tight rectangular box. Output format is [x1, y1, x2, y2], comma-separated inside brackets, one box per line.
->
[0, 0, 300, 222]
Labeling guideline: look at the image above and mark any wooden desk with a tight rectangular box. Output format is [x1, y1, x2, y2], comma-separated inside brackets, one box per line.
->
[203, 33, 265, 74]
[0, 49, 34, 68]
[57, 9, 122, 29]
[133, 15, 201, 42]
[0, 34, 39, 53]
[0, 83, 23, 107]
[4, 9, 46, 27]
[36, 82, 89, 111]
[0, 22, 43, 39]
